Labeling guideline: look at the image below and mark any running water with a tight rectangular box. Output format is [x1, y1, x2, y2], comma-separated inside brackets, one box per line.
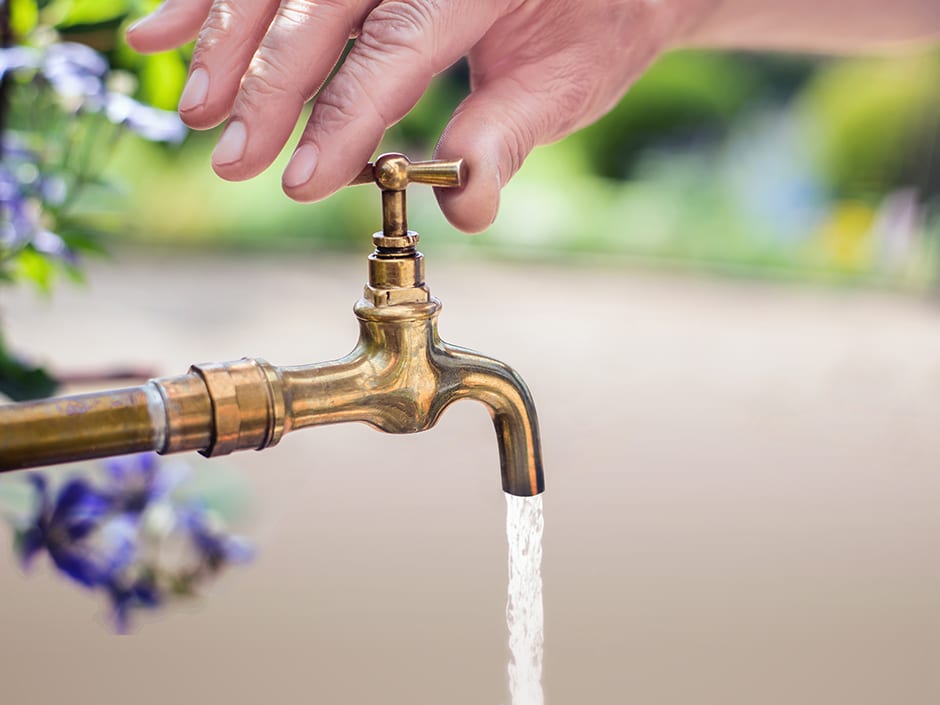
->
[505, 494, 544, 705]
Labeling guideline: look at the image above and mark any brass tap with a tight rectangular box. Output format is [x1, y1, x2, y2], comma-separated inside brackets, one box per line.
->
[0, 154, 544, 497]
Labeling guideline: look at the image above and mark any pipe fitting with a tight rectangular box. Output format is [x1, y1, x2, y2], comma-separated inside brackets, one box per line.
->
[154, 358, 286, 457]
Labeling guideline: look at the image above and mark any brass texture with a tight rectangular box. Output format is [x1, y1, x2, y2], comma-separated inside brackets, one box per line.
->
[277, 297, 544, 496]
[352, 153, 465, 240]
[0, 155, 544, 496]
[0, 386, 161, 471]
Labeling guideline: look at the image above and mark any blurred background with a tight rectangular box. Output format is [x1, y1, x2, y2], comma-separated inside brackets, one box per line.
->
[5, 1, 940, 286]
[3, 2, 940, 705]
[83, 34, 940, 287]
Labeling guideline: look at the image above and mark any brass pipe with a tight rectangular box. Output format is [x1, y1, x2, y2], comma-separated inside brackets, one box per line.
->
[0, 154, 544, 496]
[0, 385, 164, 471]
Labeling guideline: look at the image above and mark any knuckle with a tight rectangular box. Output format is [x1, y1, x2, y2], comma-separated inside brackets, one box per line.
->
[194, 0, 249, 54]
[239, 52, 305, 110]
[312, 82, 362, 132]
[360, 1, 433, 56]
[276, 0, 346, 27]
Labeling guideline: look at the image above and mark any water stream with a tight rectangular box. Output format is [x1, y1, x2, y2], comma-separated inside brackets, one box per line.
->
[506, 494, 544, 705]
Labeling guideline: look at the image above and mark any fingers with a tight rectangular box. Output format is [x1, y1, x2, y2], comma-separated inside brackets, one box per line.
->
[434, 64, 594, 232]
[125, 0, 213, 54]
[282, 0, 502, 203]
[178, 0, 282, 131]
[210, 0, 373, 180]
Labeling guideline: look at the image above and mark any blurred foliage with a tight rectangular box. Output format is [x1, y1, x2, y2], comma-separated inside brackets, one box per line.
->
[5, 0, 940, 294]
[0, 0, 184, 399]
[572, 52, 771, 179]
[798, 52, 940, 198]
[94, 43, 940, 292]
[19, 0, 189, 110]
[0, 332, 56, 399]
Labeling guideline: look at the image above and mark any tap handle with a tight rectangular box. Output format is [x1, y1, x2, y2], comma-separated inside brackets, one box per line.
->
[350, 153, 466, 191]
[349, 153, 466, 243]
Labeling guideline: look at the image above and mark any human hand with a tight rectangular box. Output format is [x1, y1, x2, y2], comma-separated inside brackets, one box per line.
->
[127, 0, 712, 232]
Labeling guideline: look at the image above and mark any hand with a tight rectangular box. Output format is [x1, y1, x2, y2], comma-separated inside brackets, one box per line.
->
[127, 0, 711, 232]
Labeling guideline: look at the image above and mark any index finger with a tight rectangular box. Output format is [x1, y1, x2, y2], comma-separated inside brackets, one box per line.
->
[126, 0, 213, 54]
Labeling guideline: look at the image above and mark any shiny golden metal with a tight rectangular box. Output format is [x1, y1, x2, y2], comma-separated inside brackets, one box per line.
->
[0, 386, 162, 469]
[0, 155, 544, 496]
[351, 153, 465, 240]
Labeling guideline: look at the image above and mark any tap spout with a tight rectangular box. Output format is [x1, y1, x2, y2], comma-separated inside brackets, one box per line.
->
[435, 343, 544, 497]
[278, 297, 544, 496]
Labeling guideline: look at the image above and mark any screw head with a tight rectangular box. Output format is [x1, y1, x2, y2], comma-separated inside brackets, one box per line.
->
[374, 153, 410, 191]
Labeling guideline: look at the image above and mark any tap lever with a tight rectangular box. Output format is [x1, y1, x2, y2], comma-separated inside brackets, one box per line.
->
[349, 153, 465, 241]
[350, 153, 466, 191]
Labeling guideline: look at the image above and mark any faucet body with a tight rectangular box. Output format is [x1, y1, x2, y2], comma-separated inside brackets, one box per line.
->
[0, 154, 544, 495]
[0, 294, 543, 496]
[1, 254, 543, 494]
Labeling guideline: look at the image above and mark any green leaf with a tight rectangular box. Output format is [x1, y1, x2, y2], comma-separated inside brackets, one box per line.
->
[0, 351, 59, 401]
[139, 51, 187, 111]
[57, 228, 109, 255]
[58, 0, 131, 27]
[11, 0, 39, 38]
[13, 247, 58, 294]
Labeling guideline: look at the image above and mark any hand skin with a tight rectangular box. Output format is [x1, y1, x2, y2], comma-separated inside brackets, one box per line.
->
[126, 0, 940, 233]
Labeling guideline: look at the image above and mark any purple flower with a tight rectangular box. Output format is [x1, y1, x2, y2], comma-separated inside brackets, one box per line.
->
[182, 503, 254, 571]
[15, 474, 132, 588]
[38, 174, 68, 207]
[0, 160, 75, 262]
[2, 42, 187, 143]
[32, 229, 75, 262]
[41, 42, 108, 106]
[0, 46, 41, 78]
[0, 164, 37, 252]
[105, 572, 161, 634]
[104, 92, 187, 144]
[105, 453, 187, 513]
[6, 456, 254, 633]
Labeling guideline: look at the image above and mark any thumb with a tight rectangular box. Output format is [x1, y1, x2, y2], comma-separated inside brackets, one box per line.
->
[433, 68, 590, 233]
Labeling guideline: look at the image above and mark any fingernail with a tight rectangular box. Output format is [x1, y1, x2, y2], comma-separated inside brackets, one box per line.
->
[126, 17, 148, 33]
[127, 4, 166, 33]
[179, 68, 209, 112]
[283, 144, 319, 188]
[213, 121, 247, 167]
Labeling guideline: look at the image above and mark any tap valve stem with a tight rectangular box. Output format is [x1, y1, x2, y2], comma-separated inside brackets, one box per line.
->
[350, 153, 466, 306]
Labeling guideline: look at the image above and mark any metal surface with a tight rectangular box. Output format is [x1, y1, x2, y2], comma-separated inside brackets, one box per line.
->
[352, 153, 465, 240]
[0, 155, 543, 496]
[0, 385, 163, 471]
[280, 297, 543, 495]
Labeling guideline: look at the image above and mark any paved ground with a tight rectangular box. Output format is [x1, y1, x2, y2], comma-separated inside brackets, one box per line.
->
[2, 249, 940, 705]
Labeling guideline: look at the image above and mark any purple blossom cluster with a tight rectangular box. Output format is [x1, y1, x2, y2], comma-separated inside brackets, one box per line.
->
[0, 137, 72, 259]
[10, 454, 252, 633]
[0, 42, 186, 142]
[0, 41, 186, 260]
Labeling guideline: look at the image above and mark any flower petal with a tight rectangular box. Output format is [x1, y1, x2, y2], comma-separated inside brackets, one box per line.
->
[50, 547, 104, 588]
[0, 46, 41, 78]
[52, 478, 111, 540]
[104, 93, 187, 143]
